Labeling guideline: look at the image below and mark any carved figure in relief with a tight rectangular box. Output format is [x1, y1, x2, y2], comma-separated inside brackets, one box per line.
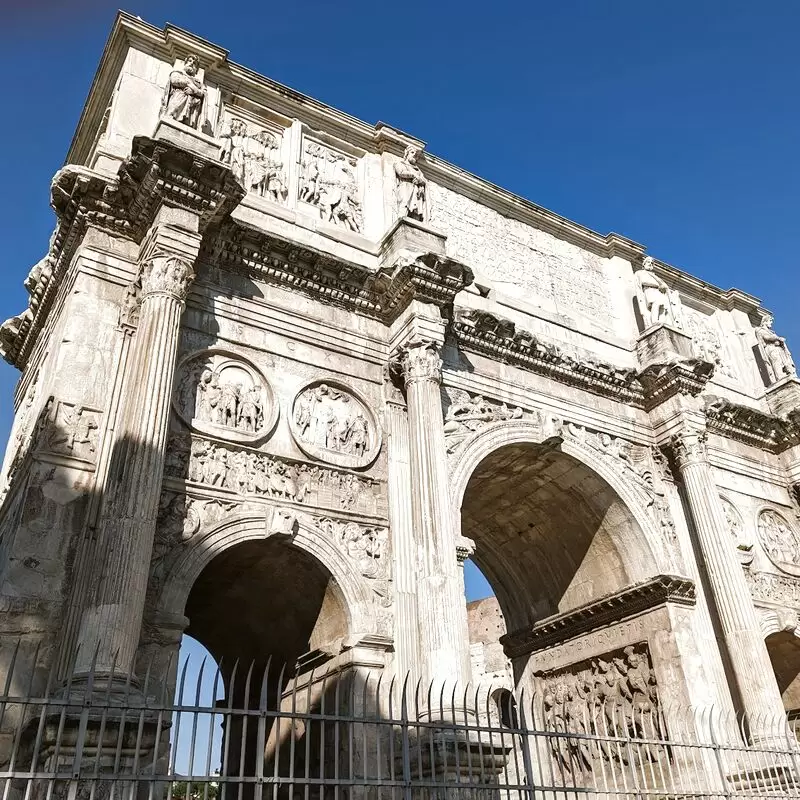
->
[192, 365, 264, 435]
[161, 55, 206, 129]
[219, 119, 248, 184]
[539, 644, 661, 773]
[174, 434, 378, 513]
[299, 143, 363, 232]
[759, 509, 800, 568]
[294, 384, 372, 458]
[394, 145, 427, 221]
[48, 405, 99, 456]
[635, 257, 683, 329]
[220, 119, 287, 202]
[443, 394, 523, 435]
[756, 314, 796, 385]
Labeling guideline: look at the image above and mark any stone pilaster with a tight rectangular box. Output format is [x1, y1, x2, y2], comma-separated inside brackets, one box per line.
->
[74, 245, 197, 680]
[671, 426, 786, 737]
[395, 335, 471, 688]
[385, 393, 420, 681]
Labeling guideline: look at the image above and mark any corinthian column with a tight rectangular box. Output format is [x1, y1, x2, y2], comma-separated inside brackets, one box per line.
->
[672, 427, 786, 737]
[399, 338, 472, 688]
[74, 251, 195, 681]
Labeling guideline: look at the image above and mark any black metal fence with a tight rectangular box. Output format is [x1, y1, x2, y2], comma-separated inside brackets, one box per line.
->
[1, 645, 800, 800]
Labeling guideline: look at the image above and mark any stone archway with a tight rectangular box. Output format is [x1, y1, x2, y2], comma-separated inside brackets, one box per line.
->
[449, 418, 711, 722]
[762, 612, 800, 715]
[142, 510, 388, 795]
[451, 419, 670, 632]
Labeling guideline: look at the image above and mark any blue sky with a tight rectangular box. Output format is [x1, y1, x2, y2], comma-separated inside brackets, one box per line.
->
[1, 1, 798, 610]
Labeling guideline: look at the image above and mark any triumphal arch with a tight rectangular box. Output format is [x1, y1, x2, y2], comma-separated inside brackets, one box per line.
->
[2, 13, 800, 770]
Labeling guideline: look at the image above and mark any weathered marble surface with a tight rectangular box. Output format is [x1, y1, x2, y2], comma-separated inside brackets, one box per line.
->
[0, 14, 798, 757]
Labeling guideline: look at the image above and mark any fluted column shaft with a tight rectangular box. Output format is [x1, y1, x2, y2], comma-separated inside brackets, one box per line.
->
[385, 399, 421, 680]
[400, 340, 471, 686]
[75, 254, 194, 677]
[673, 428, 785, 733]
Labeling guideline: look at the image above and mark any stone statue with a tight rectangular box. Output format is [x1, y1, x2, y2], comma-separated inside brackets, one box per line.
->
[756, 314, 795, 385]
[635, 257, 682, 329]
[161, 55, 206, 129]
[394, 145, 427, 221]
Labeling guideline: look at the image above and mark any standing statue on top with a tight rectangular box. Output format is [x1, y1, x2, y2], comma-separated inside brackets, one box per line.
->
[635, 256, 683, 329]
[394, 145, 427, 221]
[161, 54, 206, 130]
[756, 313, 796, 384]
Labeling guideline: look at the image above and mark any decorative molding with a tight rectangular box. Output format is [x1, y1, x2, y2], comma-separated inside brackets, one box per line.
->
[501, 575, 695, 659]
[638, 360, 714, 411]
[704, 396, 799, 454]
[2, 137, 245, 369]
[449, 308, 644, 406]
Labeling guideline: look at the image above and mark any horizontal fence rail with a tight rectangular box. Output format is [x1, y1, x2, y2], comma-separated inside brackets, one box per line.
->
[0, 644, 800, 800]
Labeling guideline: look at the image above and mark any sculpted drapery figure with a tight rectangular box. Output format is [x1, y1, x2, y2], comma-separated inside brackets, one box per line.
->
[394, 145, 427, 221]
[161, 54, 206, 129]
[635, 257, 683, 329]
[756, 314, 796, 384]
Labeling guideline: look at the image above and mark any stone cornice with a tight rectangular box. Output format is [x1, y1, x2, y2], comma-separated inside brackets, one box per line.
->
[704, 395, 800, 454]
[449, 308, 645, 406]
[638, 360, 715, 411]
[204, 221, 473, 323]
[500, 575, 696, 659]
[3, 138, 244, 369]
[376, 254, 474, 323]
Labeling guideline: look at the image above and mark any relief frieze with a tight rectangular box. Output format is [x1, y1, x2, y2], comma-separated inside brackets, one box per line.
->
[298, 138, 362, 233]
[164, 433, 384, 517]
[536, 643, 664, 774]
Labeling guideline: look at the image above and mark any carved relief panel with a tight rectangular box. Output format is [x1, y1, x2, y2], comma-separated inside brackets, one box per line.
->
[683, 307, 737, 379]
[758, 508, 800, 576]
[165, 434, 383, 517]
[298, 135, 363, 233]
[535, 643, 663, 773]
[218, 109, 289, 204]
[290, 380, 381, 468]
[173, 349, 278, 444]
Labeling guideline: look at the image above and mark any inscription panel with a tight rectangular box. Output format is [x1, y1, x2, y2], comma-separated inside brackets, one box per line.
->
[428, 182, 614, 325]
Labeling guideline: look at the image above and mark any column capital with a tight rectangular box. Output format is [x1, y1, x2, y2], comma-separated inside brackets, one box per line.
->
[670, 427, 708, 470]
[396, 338, 442, 386]
[140, 254, 195, 302]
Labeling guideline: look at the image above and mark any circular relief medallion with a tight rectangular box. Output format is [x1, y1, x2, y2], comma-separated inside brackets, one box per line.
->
[173, 349, 278, 444]
[758, 508, 800, 576]
[290, 380, 381, 468]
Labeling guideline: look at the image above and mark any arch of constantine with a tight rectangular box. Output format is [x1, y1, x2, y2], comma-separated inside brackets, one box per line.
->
[2, 12, 800, 788]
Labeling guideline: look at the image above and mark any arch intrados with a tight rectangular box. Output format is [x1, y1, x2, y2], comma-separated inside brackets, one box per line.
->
[156, 513, 377, 637]
[452, 419, 668, 583]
